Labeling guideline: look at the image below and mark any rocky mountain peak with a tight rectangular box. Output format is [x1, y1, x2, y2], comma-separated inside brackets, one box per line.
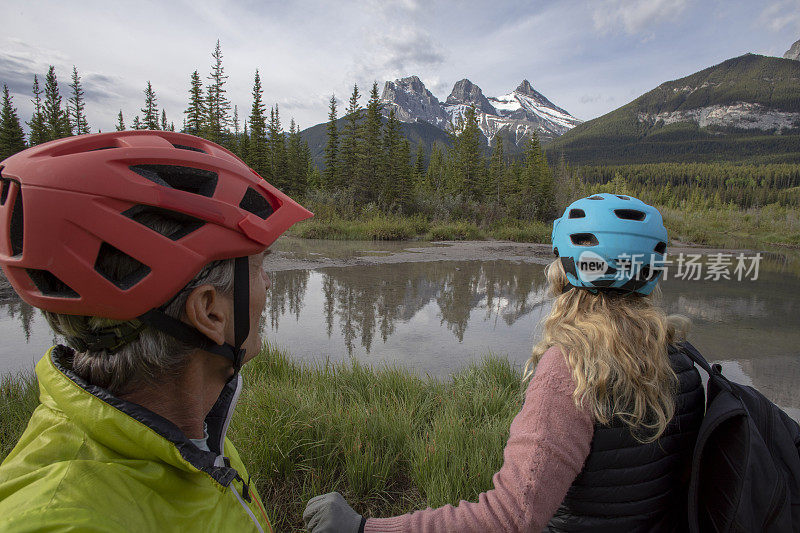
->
[381, 76, 448, 126]
[784, 39, 800, 61]
[515, 79, 536, 96]
[445, 79, 496, 114]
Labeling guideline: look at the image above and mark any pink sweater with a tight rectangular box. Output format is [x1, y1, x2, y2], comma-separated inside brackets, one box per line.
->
[364, 346, 594, 533]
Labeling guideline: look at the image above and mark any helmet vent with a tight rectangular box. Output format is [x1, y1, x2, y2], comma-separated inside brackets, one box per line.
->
[172, 143, 207, 154]
[94, 242, 151, 290]
[0, 178, 8, 205]
[122, 205, 205, 241]
[27, 269, 79, 298]
[9, 182, 23, 256]
[568, 208, 585, 219]
[587, 195, 604, 200]
[239, 187, 274, 220]
[616, 195, 630, 200]
[89, 146, 118, 151]
[654, 241, 667, 254]
[570, 233, 598, 246]
[130, 165, 218, 198]
[614, 209, 645, 221]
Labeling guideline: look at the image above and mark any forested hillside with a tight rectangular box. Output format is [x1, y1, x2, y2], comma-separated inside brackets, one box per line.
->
[548, 54, 800, 165]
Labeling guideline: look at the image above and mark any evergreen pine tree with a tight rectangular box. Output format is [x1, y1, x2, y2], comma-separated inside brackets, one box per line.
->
[184, 70, 205, 135]
[522, 133, 555, 220]
[356, 82, 383, 204]
[27, 75, 47, 146]
[322, 95, 339, 191]
[141, 81, 159, 130]
[267, 105, 286, 190]
[396, 138, 413, 213]
[247, 70, 268, 176]
[116, 110, 125, 131]
[43, 66, 71, 140]
[453, 106, 484, 201]
[205, 40, 232, 143]
[161, 109, 168, 131]
[339, 84, 362, 191]
[426, 142, 446, 195]
[414, 144, 426, 186]
[488, 135, 505, 204]
[239, 121, 250, 165]
[0, 85, 27, 159]
[286, 118, 308, 197]
[131, 115, 142, 130]
[381, 109, 402, 209]
[68, 66, 90, 135]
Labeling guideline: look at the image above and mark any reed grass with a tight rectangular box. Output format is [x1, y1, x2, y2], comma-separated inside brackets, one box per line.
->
[0, 345, 523, 532]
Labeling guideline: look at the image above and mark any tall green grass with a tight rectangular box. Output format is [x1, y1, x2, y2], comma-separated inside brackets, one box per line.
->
[0, 345, 523, 532]
[0, 372, 39, 460]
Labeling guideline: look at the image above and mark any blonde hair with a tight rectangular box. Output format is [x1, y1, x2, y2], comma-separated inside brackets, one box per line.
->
[524, 259, 690, 443]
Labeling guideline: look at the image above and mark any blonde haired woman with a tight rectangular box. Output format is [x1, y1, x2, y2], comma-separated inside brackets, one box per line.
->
[304, 194, 705, 532]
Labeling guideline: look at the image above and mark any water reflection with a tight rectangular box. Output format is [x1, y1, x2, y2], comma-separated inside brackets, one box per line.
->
[265, 262, 549, 356]
[2, 250, 798, 420]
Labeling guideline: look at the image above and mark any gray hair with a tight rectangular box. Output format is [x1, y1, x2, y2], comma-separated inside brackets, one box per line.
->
[43, 212, 235, 395]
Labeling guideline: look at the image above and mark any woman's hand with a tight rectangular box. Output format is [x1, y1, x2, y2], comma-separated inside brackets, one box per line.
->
[303, 492, 364, 533]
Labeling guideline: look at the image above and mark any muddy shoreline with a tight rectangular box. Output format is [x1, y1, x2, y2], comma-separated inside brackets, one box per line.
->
[265, 238, 758, 272]
[0, 239, 758, 295]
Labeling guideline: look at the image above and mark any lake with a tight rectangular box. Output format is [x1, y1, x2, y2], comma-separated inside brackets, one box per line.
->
[2, 238, 799, 421]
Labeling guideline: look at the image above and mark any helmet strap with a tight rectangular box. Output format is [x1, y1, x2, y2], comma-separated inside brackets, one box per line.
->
[138, 256, 251, 373]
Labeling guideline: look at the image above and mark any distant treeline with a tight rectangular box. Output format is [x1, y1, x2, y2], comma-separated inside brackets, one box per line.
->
[577, 163, 800, 209]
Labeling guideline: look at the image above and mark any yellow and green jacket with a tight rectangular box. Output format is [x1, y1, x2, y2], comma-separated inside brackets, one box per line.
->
[0, 346, 273, 532]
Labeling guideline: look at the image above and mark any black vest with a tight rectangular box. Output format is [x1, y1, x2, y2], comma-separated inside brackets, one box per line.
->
[545, 346, 705, 532]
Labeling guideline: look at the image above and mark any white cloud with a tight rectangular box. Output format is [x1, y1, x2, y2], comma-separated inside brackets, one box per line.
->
[758, 0, 800, 33]
[592, 0, 689, 35]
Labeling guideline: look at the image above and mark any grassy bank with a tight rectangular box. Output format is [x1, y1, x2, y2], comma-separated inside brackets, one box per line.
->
[286, 205, 800, 250]
[0, 345, 523, 531]
[288, 214, 551, 243]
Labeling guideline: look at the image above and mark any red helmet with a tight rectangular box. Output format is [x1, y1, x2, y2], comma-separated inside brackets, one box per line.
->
[0, 130, 312, 320]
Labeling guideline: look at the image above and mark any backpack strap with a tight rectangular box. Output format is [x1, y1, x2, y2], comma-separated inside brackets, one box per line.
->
[678, 341, 734, 395]
[678, 341, 713, 374]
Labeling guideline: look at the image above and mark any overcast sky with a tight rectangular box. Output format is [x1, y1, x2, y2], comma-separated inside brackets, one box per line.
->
[2, 0, 799, 134]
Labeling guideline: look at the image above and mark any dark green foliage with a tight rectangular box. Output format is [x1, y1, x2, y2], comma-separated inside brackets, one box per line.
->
[355, 82, 384, 205]
[68, 66, 90, 135]
[205, 40, 232, 144]
[184, 70, 205, 135]
[131, 115, 142, 130]
[340, 84, 362, 190]
[248, 70, 268, 176]
[323, 95, 339, 191]
[0, 85, 27, 159]
[141, 81, 159, 130]
[268, 105, 287, 190]
[285, 119, 309, 197]
[161, 109, 168, 132]
[43, 66, 71, 140]
[27, 76, 47, 146]
[115, 110, 125, 131]
[451, 106, 484, 201]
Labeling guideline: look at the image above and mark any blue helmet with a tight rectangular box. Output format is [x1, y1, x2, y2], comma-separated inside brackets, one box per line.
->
[551, 193, 668, 295]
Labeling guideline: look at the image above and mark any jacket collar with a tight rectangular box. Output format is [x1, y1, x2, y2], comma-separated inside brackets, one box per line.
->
[39, 345, 243, 487]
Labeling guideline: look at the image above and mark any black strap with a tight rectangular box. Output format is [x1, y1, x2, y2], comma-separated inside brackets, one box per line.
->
[232, 256, 250, 372]
[678, 341, 734, 395]
[138, 255, 251, 372]
[678, 341, 713, 374]
[358, 516, 366, 533]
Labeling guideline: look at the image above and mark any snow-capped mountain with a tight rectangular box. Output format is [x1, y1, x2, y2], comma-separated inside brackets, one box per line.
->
[380, 76, 581, 145]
